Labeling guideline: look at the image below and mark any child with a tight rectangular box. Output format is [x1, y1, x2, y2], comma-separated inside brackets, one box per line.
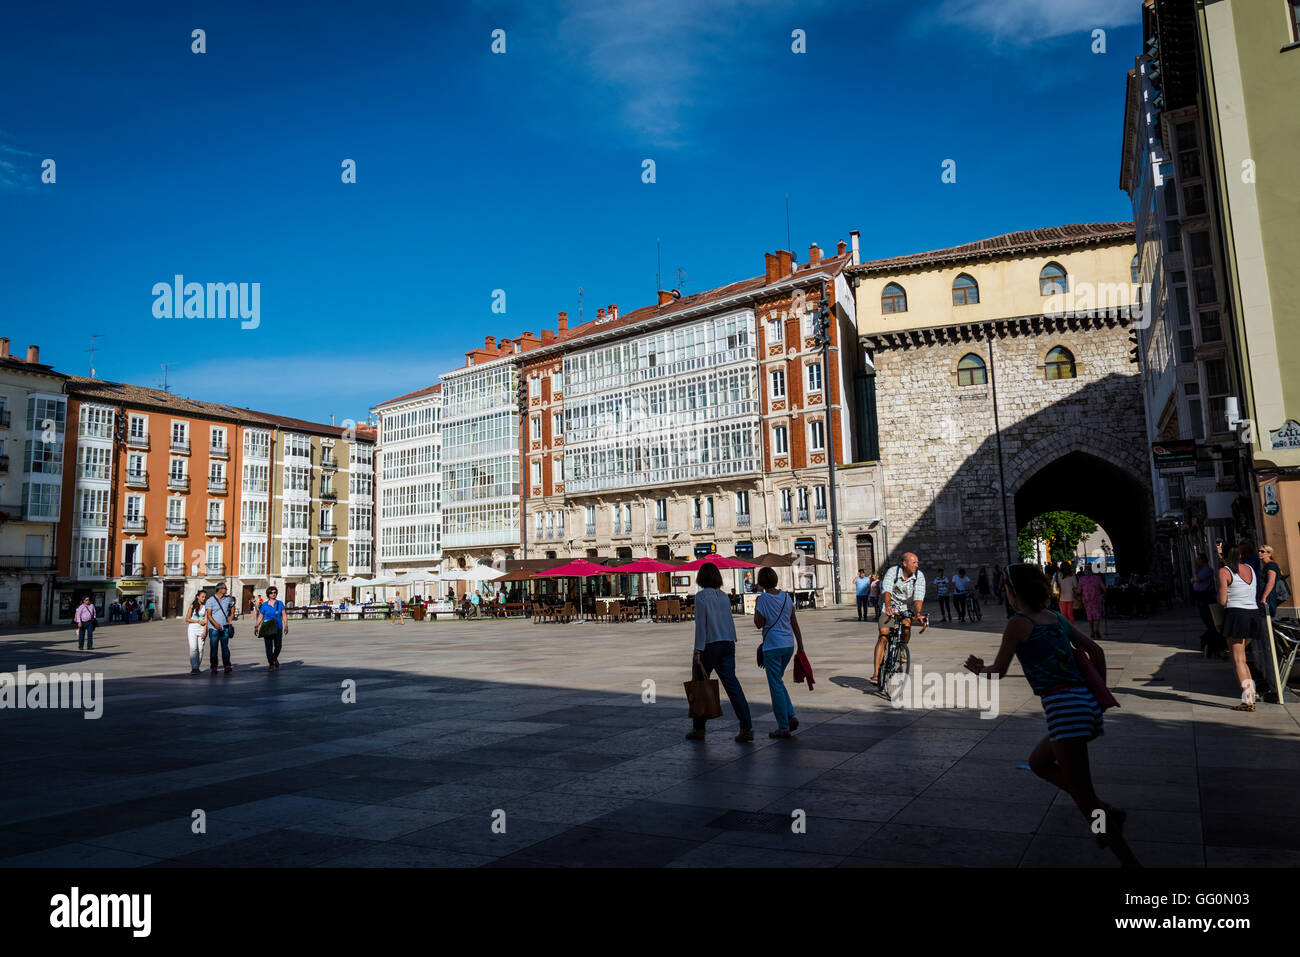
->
[964, 563, 1140, 868]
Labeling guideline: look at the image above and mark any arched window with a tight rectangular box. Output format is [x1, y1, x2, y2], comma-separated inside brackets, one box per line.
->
[1045, 346, 1077, 380]
[1039, 262, 1068, 296]
[881, 283, 907, 314]
[952, 273, 979, 305]
[957, 353, 987, 386]
[1130, 254, 1140, 285]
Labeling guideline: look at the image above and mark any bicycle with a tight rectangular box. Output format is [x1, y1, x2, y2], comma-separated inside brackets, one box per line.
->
[879, 610, 928, 700]
[967, 593, 983, 622]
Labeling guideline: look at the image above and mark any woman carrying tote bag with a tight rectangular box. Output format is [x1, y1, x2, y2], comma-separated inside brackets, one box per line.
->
[254, 585, 288, 670]
[753, 566, 805, 739]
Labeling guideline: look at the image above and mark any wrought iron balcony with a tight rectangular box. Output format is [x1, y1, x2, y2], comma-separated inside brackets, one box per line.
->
[781, 510, 793, 524]
[797, 509, 809, 522]
[165, 517, 188, 534]
[656, 519, 668, 532]
[126, 470, 148, 488]
[693, 517, 702, 530]
[585, 524, 596, 538]
[170, 438, 190, 454]
[164, 563, 186, 577]
[318, 523, 338, 537]
[736, 514, 751, 526]
[123, 516, 146, 533]
[320, 489, 337, 501]
[0, 555, 57, 571]
[815, 508, 827, 521]
[320, 454, 338, 470]
[167, 474, 189, 492]
[209, 443, 229, 459]
[318, 561, 339, 573]
[125, 433, 149, 449]
[206, 520, 225, 536]
[121, 562, 144, 576]
[206, 563, 225, 576]
[208, 476, 227, 493]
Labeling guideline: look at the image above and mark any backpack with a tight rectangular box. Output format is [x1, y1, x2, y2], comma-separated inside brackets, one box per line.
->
[1274, 573, 1291, 603]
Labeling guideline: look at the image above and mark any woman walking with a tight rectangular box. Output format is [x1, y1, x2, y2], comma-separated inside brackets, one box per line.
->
[1218, 539, 1267, 711]
[254, 586, 287, 670]
[1078, 565, 1106, 640]
[685, 562, 753, 743]
[186, 589, 209, 675]
[1057, 562, 1078, 624]
[1258, 545, 1286, 618]
[868, 573, 881, 622]
[965, 564, 1139, 868]
[753, 566, 805, 739]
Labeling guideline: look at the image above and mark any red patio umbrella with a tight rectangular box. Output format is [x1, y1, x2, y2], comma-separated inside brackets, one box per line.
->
[531, 559, 616, 578]
[611, 558, 677, 573]
[676, 556, 759, 570]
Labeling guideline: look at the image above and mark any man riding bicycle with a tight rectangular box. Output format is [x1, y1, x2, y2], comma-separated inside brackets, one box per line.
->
[872, 552, 926, 687]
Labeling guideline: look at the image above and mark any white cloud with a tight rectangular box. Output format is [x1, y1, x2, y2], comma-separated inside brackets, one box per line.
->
[936, 0, 1139, 41]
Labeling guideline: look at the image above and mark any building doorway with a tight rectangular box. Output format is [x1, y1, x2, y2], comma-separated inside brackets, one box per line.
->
[285, 583, 297, 605]
[242, 584, 254, 614]
[164, 586, 184, 619]
[856, 535, 876, 575]
[19, 583, 42, 626]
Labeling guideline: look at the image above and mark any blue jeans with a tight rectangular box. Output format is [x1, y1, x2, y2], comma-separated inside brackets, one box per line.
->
[763, 646, 796, 730]
[693, 641, 752, 731]
[856, 595, 870, 620]
[209, 625, 232, 667]
[77, 621, 95, 649]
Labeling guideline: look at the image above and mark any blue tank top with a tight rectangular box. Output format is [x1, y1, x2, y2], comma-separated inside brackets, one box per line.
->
[1013, 612, 1084, 695]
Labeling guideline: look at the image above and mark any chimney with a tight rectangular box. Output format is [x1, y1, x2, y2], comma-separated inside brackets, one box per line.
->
[765, 252, 780, 284]
[0, 338, 8, 358]
[836, 240, 847, 257]
[850, 229, 861, 266]
[777, 250, 793, 277]
[26, 345, 39, 364]
[608, 304, 618, 321]
[596, 308, 606, 321]
[557, 311, 568, 333]
[541, 329, 554, 342]
[484, 335, 496, 351]
[808, 244, 822, 265]
[657, 289, 675, 306]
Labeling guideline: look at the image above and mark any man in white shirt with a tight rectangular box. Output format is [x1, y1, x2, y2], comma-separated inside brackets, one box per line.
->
[951, 568, 973, 622]
[873, 553, 926, 686]
[934, 568, 951, 622]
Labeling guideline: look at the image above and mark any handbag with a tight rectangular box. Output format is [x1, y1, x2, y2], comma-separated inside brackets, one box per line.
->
[684, 662, 722, 720]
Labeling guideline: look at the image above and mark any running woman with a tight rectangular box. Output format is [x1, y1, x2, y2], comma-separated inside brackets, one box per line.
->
[965, 563, 1139, 868]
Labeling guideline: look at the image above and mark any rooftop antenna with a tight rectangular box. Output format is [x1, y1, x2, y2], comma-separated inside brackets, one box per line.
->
[676, 267, 687, 294]
[785, 194, 792, 253]
[85, 334, 104, 378]
[158, 363, 176, 393]
[577, 286, 584, 325]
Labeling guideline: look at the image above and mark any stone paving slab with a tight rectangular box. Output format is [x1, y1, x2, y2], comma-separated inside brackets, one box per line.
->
[0, 607, 1296, 867]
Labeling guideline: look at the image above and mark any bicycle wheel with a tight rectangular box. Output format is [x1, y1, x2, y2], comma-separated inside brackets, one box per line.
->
[885, 644, 911, 701]
[878, 642, 897, 697]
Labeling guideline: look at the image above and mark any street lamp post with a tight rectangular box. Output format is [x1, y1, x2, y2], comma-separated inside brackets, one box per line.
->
[814, 281, 843, 605]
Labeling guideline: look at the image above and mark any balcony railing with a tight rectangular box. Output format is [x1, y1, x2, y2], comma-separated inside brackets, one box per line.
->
[164, 563, 186, 577]
[166, 517, 188, 534]
[656, 519, 668, 532]
[693, 517, 702, 530]
[706, 516, 715, 529]
[781, 510, 793, 524]
[170, 438, 190, 454]
[797, 509, 809, 523]
[126, 433, 149, 449]
[209, 443, 229, 459]
[736, 514, 751, 527]
[815, 508, 827, 521]
[320, 455, 338, 470]
[0, 409, 10, 429]
[206, 520, 225, 536]
[585, 524, 596, 538]
[123, 516, 146, 533]
[318, 561, 339, 573]
[0, 555, 57, 571]
[168, 474, 189, 492]
[206, 563, 225, 576]
[242, 521, 267, 534]
[121, 562, 144, 576]
[125, 470, 148, 488]
[208, 476, 227, 493]
[320, 489, 337, 501]
[319, 524, 337, 537]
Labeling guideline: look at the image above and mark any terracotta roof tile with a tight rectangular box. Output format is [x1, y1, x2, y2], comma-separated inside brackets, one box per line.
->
[849, 223, 1133, 275]
[374, 382, 442, 408]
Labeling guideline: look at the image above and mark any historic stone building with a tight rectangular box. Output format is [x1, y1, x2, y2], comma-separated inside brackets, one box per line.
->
[851, 224, 1154, 581]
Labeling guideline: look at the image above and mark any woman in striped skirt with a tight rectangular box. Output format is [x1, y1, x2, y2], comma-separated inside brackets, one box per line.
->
[966, 563, 1139, 868]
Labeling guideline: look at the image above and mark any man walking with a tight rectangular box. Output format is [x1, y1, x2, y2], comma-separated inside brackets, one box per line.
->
[205, 582, 237, 674]
[74, 596, 97, 650]
[934, 568, 952, 622]
[952, 567, 973, 623]
[854, 569, 872, 621]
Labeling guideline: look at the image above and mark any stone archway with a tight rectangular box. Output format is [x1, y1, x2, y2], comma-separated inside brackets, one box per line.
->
[1012, 450, 1153, 575]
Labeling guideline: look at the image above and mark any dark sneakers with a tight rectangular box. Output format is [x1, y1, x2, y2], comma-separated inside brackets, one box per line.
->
[788, 716, 799, 731]
[684, 729, 706, 741]
[210, 665, 219, 673]
[190, 668, 200, 675]
[224, 665, 232, 674]
[735, 728, 754, 743]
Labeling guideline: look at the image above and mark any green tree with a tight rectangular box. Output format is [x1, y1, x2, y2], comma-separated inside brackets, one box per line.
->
[1017, 511, 1098, 562]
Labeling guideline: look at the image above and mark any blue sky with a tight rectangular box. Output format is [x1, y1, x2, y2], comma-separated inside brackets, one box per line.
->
[2, 0, 1141, 423]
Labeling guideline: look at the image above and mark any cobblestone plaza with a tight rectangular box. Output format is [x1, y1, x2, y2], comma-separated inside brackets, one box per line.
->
[2, 610, 1296, 868]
